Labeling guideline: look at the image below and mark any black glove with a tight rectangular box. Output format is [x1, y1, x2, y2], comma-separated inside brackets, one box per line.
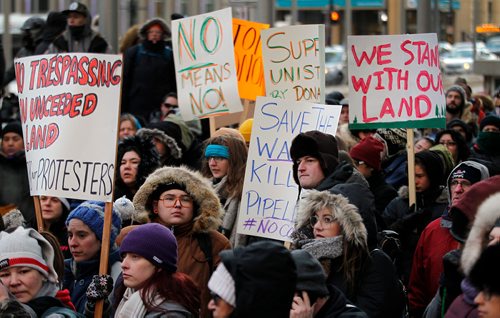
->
[86, 274, 113, 305]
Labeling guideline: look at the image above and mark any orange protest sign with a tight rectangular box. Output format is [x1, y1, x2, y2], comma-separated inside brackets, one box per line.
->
[233, 18, 269, 101]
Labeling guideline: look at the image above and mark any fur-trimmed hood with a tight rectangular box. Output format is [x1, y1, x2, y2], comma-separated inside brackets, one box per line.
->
[293, 190, 367, 248]
[461, 192, 500, 276]
[136, 127, 182, 163]
[133, 166, 223, 233]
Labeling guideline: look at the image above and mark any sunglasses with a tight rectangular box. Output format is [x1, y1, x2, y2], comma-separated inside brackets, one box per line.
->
[210, 291, 222, 305]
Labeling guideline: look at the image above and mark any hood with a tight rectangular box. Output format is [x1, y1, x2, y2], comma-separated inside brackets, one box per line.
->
[139, 18, 171, 40]
[133, 166, 222, 233]
[461, 192, 500, 276]
[136, 127, 182, 160]
[446, 160, 490, 201]
[449, 175, 500, 243]
[294, 190, 367, 248]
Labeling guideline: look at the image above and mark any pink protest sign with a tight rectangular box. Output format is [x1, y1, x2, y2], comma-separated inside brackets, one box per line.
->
[347, 33, 446, 129]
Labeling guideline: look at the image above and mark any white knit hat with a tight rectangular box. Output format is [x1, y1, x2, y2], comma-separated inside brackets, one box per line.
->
[0, 227, 58, 283]
[208, 262, 236, 307]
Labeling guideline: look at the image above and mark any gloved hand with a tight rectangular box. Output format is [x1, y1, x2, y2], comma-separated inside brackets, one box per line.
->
[86, 274, 113, 305]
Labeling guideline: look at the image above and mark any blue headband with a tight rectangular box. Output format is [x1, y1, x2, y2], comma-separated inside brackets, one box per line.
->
[205, 144, 230, 159]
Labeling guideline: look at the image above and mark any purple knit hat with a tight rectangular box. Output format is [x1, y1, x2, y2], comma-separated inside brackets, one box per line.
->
[120, 223, 178, 272]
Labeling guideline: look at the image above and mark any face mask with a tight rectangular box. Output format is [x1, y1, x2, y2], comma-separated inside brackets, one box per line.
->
[69, 25, 86, 39]
[476, 131, 500, 155]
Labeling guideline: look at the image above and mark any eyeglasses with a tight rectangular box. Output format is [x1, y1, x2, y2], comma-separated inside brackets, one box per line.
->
[159, 195, 193, 208]
[207, 157, 227, 163]
[439, 141, 456, 146]
[309, 215, 336, 227]
[162, 102, 176, 108]
[210, 292, 222, 305]
[450, 179, 472, 190]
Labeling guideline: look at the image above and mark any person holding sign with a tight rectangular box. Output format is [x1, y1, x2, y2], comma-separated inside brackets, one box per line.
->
[132, 166, 230, 318]
[291, 190, 404, 318]
[201, 135, 248, 247]
[114, 223, 200, 317]
[63, 201, 122, 315]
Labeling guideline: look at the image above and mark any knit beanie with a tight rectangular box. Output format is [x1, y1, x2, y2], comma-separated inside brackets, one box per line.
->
[0, 227, 58, 283]
[349, 136, 384, 170]
[239, 119, 253, 144]
[220, 241, 296, 318]
[375, 128, 407, 156]
[120, 223, 177, 272]
[479, 115, 500, 131]
[290, 131, 338, 185]
[449, 162, 483, 186]
[291, 250, 329, 297]
[208, 262, 236, 307]
[66, 201, 122, 245]
[1, 121, 23, 138]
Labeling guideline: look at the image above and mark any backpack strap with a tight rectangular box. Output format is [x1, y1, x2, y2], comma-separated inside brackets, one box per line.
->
[195, 232, 214, 275]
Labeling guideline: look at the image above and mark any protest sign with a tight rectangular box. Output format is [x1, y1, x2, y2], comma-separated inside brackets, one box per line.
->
[236, 96, 340, 241]
[261, 25, 325, 103]
[14, 53, 122, 202]
[347, 33, 446, 129]
[233, 18, 269, 101]
[172, 8, 242, 121]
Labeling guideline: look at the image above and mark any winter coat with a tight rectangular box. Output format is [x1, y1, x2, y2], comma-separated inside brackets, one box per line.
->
[133, 166, 231, 318]
[292, 191, 404, 318]
[383, 185, 448, 283]
[315, 161, 379, 249]
[0, 297, 84, 317]
[136, 127, 182, 167]
[63, 249, 122, 314]
[315, 284, 368, 318]
[0, 151, 35, 227]
[121, 21, 177, 121]
[365, 170, 398, 228]
[408, 161, 489, 316]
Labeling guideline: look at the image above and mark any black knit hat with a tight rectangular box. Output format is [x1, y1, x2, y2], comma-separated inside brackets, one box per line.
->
[479, 115, 500, 131]
[220, 241, 297, 318]
[1, 121, 23, 138]
[469, 244, 500, 294]
[291, 250, 329, 297]
[290, 131, 338, 185]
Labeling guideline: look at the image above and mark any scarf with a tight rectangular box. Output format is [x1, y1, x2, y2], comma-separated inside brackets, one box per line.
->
[476, 131, 500, 155]
[116, 288, 164, 317]
[299, 236, 344, 260]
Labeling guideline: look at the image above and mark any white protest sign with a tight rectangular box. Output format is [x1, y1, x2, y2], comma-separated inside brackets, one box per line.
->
[172, 8, 243, 121]
[236, 96, 340, 241]
[261, 24, 325, 103]
[14, 53, 122, 202]
[348, 33, 446, 129]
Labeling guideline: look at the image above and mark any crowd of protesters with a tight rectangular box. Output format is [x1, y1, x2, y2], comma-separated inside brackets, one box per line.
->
[1, 1, 500, 318]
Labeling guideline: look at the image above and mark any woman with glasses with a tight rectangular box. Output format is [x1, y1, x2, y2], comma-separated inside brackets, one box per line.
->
[435, 129, 470, 165]
[201, 135, 248, 246]
[114, 223, 200, 317]
[132, 166, 231, 318]
[291, 190, 404, 318]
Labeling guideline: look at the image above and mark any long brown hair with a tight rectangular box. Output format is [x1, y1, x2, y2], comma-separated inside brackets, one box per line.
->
[201, 135, 248, 199]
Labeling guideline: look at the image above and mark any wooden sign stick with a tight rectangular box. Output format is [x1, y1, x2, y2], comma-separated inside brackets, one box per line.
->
[406, 129, 416, 208]
[33, 196, 44, 232]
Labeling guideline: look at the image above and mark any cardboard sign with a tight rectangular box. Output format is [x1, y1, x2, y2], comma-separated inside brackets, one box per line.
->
[172, 8, 243, 120]
[14, 53, 122, 202]
[233, 18, 269, 101]
[236, 96, 340, 241]
[347, 33, 446, 129]
[261, 25, 325, 103]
